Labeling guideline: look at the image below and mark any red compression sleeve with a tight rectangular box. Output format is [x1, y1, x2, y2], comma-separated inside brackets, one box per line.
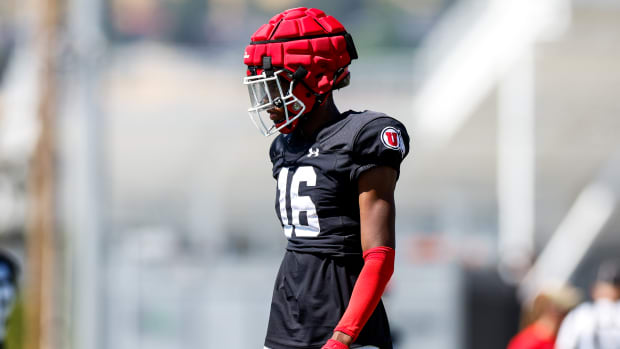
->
[333, 246, 395, 341]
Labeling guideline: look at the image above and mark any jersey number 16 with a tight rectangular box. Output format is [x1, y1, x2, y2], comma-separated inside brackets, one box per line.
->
[277, 166, 321, 238]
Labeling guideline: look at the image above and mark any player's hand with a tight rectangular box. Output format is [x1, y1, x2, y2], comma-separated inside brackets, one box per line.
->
[321, 339, 349, 349]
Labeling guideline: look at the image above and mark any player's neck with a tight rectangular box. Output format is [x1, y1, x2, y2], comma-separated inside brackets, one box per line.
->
[299, 96, 340, 139]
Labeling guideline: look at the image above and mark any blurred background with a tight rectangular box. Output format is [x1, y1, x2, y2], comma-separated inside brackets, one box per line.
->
[1, 0, 619, 348]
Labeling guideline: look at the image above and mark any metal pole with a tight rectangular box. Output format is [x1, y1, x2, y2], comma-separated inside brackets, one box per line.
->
[497, 49, 535, 283]
[59, 0, 105, 347]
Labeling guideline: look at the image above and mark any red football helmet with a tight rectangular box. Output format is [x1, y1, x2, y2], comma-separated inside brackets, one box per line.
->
[243, 7, 358, 136]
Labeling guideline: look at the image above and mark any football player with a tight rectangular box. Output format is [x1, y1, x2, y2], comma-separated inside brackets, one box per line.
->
[243, 7, 410, 349]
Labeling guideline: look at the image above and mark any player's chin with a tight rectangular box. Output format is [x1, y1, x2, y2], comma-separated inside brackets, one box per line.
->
[271, 118, 285, 126]
[269, 112, 285, 124]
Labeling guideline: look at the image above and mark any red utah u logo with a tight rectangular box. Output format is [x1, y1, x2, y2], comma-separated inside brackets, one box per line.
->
[385, 131, 398, 147]
[381, 127, 401, 150]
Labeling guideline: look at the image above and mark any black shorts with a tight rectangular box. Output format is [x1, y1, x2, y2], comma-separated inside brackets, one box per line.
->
[265, 250, 393, 349]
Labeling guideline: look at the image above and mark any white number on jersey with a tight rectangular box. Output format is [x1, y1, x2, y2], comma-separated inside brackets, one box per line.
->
[276, 166, 321, 237]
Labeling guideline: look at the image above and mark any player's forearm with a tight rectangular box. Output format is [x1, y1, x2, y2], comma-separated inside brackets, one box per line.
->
[332, 246, 395, 342]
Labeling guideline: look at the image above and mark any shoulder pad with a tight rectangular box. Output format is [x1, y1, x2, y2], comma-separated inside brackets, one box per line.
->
[319, 110, 404, 150]
[317, 110, 399, 151]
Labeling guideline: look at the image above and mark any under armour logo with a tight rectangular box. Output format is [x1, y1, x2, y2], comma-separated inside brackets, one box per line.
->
[307, 147, 320, 157]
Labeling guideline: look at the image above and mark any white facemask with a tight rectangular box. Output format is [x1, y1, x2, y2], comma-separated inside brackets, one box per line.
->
[243, 69, 306, 136]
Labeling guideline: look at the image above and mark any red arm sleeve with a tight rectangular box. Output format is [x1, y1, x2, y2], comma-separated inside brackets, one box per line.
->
[333, 246, 395, 341]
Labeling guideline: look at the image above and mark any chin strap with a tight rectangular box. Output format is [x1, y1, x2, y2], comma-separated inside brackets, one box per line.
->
[262, 56, 274, 77]
[333, 246, 395, 342]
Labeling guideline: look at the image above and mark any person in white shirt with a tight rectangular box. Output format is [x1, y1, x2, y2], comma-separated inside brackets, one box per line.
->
[555, 260, 620, 349]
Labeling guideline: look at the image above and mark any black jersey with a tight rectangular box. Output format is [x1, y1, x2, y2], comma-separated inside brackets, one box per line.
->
[265, 110, 410, 349]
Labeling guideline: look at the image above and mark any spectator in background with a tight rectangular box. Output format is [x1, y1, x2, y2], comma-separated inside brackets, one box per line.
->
[556, 260, 620, 349]
[0, 251, 18, 349]
[508, 285, 581, 349]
